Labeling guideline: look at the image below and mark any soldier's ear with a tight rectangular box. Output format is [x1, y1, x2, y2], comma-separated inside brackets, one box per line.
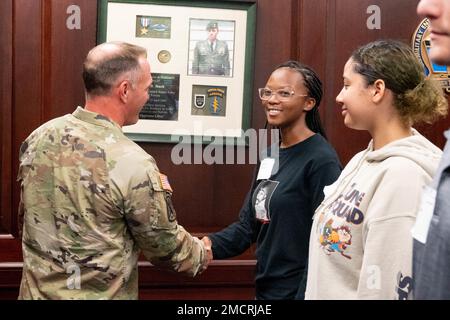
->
[118, 80, 131, 103]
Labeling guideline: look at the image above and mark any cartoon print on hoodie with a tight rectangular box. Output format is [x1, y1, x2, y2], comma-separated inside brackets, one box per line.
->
[316, 182, 366, 260]
[319, 218, 352, 259]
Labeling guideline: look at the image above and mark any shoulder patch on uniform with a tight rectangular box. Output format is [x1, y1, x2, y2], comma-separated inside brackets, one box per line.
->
[159, 173, 173, 193]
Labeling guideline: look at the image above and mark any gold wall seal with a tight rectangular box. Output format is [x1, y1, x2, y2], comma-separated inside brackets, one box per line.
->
[412, 18, 450, 93]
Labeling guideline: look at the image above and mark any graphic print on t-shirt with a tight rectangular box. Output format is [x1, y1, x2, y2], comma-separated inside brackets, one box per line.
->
[252, 180, 279, 224]
[316, 183, 366, 259]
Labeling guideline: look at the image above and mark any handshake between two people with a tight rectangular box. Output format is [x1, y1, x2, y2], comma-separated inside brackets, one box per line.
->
[198, 236, 214, 273]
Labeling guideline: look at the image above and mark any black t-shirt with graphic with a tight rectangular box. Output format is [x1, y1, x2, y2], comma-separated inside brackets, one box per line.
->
[209, 134, 342, 299]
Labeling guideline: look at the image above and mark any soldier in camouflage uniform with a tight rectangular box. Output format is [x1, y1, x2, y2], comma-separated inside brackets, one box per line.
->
[17, 42, 211, 299]
[192, 21, 231, 76]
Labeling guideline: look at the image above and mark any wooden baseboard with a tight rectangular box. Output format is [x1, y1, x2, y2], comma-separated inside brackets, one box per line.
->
[0, 260, 256, 300]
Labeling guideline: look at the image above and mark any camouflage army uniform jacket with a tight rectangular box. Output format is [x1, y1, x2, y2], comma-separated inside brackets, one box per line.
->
[17, 107, 207, 299]
[192, 39, 230, 76]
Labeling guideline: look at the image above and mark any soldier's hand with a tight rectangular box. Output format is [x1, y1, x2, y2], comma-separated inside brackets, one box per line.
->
[201, 236, 213, 269]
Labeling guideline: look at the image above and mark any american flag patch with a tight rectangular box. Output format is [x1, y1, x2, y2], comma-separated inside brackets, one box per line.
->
[159, 173, 173, 192]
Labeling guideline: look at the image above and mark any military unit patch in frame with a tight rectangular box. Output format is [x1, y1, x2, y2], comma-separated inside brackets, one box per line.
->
[412, 18, 450, 93]
[194, 94, 206, 109]
[191, 85, 227, 117]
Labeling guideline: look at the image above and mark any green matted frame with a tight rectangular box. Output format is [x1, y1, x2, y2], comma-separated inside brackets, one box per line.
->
[97, 0, 257, 145]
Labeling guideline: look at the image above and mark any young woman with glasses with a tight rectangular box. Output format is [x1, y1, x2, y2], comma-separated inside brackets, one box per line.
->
[305, 40, 448, 299]
[202, 61, 342, 299]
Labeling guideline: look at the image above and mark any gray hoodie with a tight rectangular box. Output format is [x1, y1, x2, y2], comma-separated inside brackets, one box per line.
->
[306, 129, 442, 300]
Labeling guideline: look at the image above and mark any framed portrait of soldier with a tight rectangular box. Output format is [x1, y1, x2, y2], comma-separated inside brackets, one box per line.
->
[188, 19, 235, 77]
[97, 0, 256, 145]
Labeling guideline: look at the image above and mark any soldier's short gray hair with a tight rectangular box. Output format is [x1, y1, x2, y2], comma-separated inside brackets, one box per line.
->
[82, 42, 148, 97]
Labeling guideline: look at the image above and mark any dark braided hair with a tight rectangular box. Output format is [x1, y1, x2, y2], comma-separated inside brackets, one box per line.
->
[275, 60, 328, 139]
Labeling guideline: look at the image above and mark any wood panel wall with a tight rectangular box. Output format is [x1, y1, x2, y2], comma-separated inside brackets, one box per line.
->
[1, 0, 449, 299]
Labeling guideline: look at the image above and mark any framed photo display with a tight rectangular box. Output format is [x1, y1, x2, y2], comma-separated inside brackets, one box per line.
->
[97, 0, 257, 144]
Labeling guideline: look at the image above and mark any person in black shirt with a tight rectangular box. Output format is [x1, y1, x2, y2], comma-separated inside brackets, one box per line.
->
[202, 61, 342, 299]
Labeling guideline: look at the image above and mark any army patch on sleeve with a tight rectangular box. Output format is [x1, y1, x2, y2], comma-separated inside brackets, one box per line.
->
[164, 193, 177, 222]
[159, 173, 173, 193]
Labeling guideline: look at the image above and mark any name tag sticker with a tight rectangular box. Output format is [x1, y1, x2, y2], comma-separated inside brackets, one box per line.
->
[323, 180, 339, 199]
[411, 185, 436, 244]
[257, 158, 275, 180]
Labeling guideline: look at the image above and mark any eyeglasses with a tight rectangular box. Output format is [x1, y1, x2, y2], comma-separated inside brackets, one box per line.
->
[258, 87, 308, 101]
